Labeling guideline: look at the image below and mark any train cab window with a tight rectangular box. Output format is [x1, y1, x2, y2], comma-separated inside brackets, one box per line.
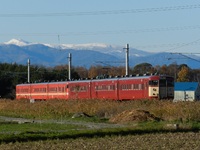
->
[149, 80, 158, 86]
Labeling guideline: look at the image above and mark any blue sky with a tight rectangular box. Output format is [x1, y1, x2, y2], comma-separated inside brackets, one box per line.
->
[0, 0, 200, 53]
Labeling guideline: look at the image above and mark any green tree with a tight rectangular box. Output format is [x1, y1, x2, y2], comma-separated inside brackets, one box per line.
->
[132, 63, 153, 74]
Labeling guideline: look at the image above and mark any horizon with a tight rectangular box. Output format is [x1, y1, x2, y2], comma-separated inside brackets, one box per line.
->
[0, 1, 200, 53]
[0, 38, 200, 70]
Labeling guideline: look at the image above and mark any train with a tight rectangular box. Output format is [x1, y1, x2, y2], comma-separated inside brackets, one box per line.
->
[16, 74, 174, 100]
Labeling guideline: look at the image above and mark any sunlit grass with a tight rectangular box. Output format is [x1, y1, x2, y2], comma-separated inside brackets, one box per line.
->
[0, 99, 200, 122]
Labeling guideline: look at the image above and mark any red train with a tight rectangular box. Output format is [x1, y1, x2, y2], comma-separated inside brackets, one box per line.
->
[16, 74, 174, 100]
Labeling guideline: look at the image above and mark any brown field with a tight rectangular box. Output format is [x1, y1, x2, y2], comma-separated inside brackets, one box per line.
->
[0, 132, 200, 150]
[0, 99, 200, 149]
[0, 99, 200, 122]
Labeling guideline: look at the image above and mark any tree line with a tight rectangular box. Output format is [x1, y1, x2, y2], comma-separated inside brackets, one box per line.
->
[0, 62, 199, 99]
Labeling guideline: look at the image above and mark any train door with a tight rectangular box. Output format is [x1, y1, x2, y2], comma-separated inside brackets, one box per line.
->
[159, 79, 167, 99]
[143, 80, 149, 98]
[89, 81, 92, 99]
[159, 77, 174, 99]
[115, 80, 119, 100]
[65, 83, 69, 100]
[28, 84, 32, 99]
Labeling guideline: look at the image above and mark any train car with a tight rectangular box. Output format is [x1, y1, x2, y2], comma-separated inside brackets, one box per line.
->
[16, 74, 174, 100]
[118, 76, 149, 100]
[16, 81, 69, 100]
[118, 75, 174, 100]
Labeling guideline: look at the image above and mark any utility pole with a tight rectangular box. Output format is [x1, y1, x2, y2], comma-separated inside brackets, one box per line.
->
[124, 44, 129, 76]
[68, 53, 72, 80]
[27, 59, 30, 83]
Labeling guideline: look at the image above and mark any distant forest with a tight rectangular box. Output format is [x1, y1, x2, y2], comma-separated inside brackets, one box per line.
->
[0, 62, 199, 99]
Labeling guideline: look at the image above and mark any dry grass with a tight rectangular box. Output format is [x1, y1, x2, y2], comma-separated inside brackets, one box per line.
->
[0, 132, 200, 150]
[0, 99, 200, 149]
[0, 99, 200, 122]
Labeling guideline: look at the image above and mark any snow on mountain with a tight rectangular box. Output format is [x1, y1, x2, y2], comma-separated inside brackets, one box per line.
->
[3, 39, 30, 46]
[47, 43, 124, 54]
[2, 39, 119, 51]
[2, 39, 149, 57]
[2, 39, 150, 56]
[60, 43, 109, 50]
[1, 39, 199, 69]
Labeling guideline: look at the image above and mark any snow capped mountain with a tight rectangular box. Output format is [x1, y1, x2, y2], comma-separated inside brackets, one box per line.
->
[0, 39, 199, 69]
[3, 39, 30, 46]
[2, 39, 120, 51]
[2, 39, 150, 57]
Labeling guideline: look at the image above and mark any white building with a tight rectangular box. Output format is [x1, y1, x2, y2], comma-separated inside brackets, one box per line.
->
[173, 82, 200, 102]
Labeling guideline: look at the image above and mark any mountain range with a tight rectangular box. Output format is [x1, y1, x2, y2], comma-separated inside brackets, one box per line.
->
[0, 39, 200, 69]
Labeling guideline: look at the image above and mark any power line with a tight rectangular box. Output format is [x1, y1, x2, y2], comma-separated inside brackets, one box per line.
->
[1, 25, 200, 37]
[0, 4, 200, 17]
[165, 39, 200, 52]
[135, 38, 200, 50]
[170, 53, 200, 63]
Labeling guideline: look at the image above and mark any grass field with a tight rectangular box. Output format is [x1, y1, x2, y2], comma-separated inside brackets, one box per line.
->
[0, 132, 200, 150]
[0, 99, 200, 149]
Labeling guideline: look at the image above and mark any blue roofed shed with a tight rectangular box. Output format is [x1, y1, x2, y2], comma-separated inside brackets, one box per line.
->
[174, 82, 200, 101]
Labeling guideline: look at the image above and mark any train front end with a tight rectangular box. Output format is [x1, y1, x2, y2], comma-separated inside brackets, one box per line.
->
[148, 75, 174, 99]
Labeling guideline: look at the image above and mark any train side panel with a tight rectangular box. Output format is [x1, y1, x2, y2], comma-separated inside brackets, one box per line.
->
[30, 83, 48, 100]
[47, 82, 69, 100]
[68, 81, 91, 99]
[91, 79, 118, 100]
[16, 84, 31, 99]
[16, 82, 69, 100]
[118, 77, 149, 100]
[16, 83, 48, 100]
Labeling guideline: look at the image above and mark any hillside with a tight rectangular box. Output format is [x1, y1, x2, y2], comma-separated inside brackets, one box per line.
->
[1, 39, 200, 69]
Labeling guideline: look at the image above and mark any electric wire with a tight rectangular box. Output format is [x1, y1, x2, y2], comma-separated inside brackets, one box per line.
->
[1, 25, 200, 37]
[170, 53, 200, 63]
[0, 4, 200, 17]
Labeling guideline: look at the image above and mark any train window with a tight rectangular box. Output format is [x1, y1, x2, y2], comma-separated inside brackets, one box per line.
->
[159, 79, 166, 87]
[167, 80, 174, 87]
[110, 85, 115, 90]
[43, 88, 46, 92]
[121, 85, 126, 90]
[58, 87, 64, 92]
[80, 86, 87, 91]
[95, 84, 116, 91]
[133, 84, 139, 90]
[127, 84, 131, 90]
[159, 79, 174, 87]
[121, 84, 133, 90]
[34, 88, 39, 92]
[70, 85, 87, 92]
[49, 87, 57, 92]
[142, 84, 145, 89]
[139, 84, 141, 90]
[167, 82, 174, 87]
[149, 80, 158, 86]
[33, 88, 46, 93]
[21, 89, 29, 93]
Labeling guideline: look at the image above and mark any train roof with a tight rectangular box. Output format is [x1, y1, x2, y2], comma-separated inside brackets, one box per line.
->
[17, 74, 173, 86]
